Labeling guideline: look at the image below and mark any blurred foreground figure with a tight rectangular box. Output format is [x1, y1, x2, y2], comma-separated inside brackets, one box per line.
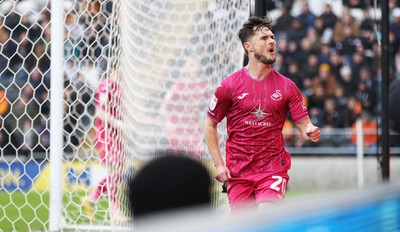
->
[128, 153, 212, 219]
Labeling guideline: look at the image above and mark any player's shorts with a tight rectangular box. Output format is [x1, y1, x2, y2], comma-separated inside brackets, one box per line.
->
[227, 171, 289, 211]
[96, 139, 124, 167]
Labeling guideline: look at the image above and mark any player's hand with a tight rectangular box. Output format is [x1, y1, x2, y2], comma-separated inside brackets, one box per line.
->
[215, 164, 231, 183]
[306, 125, 320, 142]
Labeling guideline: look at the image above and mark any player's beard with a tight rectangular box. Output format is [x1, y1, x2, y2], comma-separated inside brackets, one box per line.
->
[254, 51, 276, 65]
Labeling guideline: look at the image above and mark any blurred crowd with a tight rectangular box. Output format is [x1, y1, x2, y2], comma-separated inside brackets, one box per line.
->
[0, 0, 112, 157]
[268, 0, 400, 148]
[0, 0, 399, 157]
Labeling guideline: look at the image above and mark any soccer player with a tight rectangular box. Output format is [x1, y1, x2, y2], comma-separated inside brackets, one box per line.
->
[161, 57, 209, 158]
[204, 16, 320, 212]
[82, 69, 125, 221]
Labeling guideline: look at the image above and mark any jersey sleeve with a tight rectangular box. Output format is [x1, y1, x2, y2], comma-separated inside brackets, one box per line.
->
[96, 82, 107, 109]
[207, 81, 232, 123]
[287, 81, 309, 123]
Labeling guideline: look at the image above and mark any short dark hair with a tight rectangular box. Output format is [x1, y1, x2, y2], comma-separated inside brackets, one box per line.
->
[238, 16, 273, 45]
[128, 152, 212, 218]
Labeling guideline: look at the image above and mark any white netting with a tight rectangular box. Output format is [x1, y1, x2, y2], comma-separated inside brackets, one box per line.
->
[0, 0, 248, 231]
[119, 0, 248, 160]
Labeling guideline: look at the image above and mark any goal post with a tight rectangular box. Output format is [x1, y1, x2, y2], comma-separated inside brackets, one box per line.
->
[49, 0, 64, 229]
[0, 0, 249, 231]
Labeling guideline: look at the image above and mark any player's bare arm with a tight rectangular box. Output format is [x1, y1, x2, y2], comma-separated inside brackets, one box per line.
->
[296, 118, 320, 143]
[204, 118, 231, 183]
[97, 107, 123, 130]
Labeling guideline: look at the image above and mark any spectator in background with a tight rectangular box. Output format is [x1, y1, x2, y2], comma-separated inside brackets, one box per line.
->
[345, 95, 362, 126]
[317, 97, 348, 147]
[0, 87, 13, 155]
[308, 107, 322, 129]
[313, 16, 326, 37]
[335, 25, 359, 64]
[318, 42, 332, 65]
[3, 3, 23, 40]
[320, 3, 338, 31]
[332, 7, 361, 44]
[277, 38, 289, 74]
[390, 9, 400, 68]
[287, 17, 307, 42]
[389, 0, 398, 12]
[350, 52, 368, 84]
[355, 79, 376, 115]
[0, 26, 18, 78]
[318, 97, 346, 128]
[308, 84, 326, 110]
[128, 153, 212, 219]
[302, 52, 319, 79]
[14, 31, 33, 72]
[25, 41, 51, 75]
[273, 53, 284, 74]
[389, 30, 399, 74]
[396, 48, 400, 80]
[286, 40, 303, 65]
[339, 65, 355, 96]
[301, 75, 314, 101]
[305, 27, 322, 53]
[274, 3, 294, 40]
[0, 118, 18, 155]
[359, 8, 375, 52]
[3, 84, 40, 157]
[333, 84, 349, 114]
[0, 87, 10, 117]
[316, 63, 338, 97]
[350, 111, 378, 151]
[297, 3, 316, 29]
[343, 0, 367, 9]
[287, 62, 305, 89]
[328, 49, 344, 79]
[358, 66, 375, 90]
[390, 8, 400, 40]
[298, 36, 315, 64]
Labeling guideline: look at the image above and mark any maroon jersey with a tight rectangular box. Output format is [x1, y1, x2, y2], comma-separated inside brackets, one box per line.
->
[207, 67, 308, 176]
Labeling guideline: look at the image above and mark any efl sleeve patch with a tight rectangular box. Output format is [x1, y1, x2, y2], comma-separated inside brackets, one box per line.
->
[209, 94, 218, 111]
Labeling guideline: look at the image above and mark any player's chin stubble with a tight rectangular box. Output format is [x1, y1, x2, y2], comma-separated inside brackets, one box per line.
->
[254, 52, 276, 65]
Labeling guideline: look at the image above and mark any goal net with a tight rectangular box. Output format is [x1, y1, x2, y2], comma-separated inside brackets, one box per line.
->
[0, 0, 248, 231]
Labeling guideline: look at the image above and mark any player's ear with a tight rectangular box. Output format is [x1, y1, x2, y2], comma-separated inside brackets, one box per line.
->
[243, 41, 253, 53]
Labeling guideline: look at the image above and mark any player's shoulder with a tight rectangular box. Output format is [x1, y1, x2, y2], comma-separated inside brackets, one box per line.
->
[220, 67, 247, 86]
[272, 70, 290, 81]
[272, 69, 297, 86]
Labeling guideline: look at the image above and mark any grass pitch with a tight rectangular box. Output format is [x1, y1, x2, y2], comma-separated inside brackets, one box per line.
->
[0, 189, 310, 231]
[0, 191, 110, 232]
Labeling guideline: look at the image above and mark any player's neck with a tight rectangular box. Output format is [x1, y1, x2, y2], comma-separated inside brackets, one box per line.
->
[246, 61, 272, 80]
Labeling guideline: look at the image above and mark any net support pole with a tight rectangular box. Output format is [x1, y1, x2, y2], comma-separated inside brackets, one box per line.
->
[381, 0, 390, 181]
[356, 118, 364, 188]
[49, 0, 64, 231]
[251, 0, 267, 17]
